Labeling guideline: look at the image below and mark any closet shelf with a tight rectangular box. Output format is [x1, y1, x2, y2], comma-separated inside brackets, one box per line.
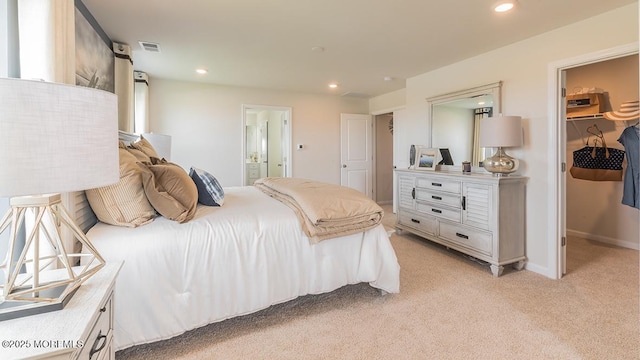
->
[566, 114, 604, 121]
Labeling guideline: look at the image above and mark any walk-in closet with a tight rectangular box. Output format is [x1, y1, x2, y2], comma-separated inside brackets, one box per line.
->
[565, 54, 639, 269]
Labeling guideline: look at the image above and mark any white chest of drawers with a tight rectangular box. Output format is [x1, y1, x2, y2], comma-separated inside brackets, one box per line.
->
[246, 162, 261, 185]
[395, 169, 526, 276]
[0, 262, 122, 360]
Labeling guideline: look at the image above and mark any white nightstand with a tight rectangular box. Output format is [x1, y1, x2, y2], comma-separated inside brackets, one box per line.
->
[0, 262, 122, 360]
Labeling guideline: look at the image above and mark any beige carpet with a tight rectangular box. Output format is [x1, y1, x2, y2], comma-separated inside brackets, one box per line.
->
[116, 208, 639, 360]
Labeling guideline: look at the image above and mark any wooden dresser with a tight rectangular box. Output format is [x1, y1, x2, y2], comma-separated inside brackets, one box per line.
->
[0, 262, 122, 360]
[395, 169, 526, 276]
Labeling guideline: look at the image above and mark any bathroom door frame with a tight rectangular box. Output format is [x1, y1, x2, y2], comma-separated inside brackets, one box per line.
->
[241, 104, 292, 185]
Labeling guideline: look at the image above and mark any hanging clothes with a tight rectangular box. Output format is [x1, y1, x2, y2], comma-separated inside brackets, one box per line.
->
[617, 125, 640, 209]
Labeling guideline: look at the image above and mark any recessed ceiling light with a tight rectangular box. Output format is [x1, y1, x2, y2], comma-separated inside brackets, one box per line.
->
[196, 68, 208, 75]
[311, 46, 325, 53]
[494, 1, 516, 12]
[328, 83, 338, 89]
[383, 76, 393, 81]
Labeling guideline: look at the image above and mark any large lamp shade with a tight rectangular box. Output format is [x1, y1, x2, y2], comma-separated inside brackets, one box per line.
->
[479, 115, 523, 148]
[0, 78, 119, 197]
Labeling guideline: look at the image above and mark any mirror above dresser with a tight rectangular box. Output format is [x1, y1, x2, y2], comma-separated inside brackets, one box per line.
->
[428, 81, 502, 168]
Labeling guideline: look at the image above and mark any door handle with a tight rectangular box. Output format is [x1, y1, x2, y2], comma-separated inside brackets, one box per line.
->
[342, 164, 347, 168]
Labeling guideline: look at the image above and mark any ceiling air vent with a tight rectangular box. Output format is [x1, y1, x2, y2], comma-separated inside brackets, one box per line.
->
[139, 41, 161, 53]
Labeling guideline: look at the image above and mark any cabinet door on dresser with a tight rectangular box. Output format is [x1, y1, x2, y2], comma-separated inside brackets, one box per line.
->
[462, 182, 493, 231]
[397, 173, 416, 210]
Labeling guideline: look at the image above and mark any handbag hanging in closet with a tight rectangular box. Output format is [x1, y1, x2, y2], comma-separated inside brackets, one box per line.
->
[570, 125, 625, 182]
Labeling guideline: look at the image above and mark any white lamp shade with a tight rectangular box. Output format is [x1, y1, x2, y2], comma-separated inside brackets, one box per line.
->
[479, 115, 523, 148]
[0, 78, 119, 197]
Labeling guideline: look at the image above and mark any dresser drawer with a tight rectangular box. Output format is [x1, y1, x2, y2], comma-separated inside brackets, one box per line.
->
[415, 177, 460, 194]
[416, 201, 460, 222]
[78, 293, 113, 360]
[398, 210, 436, 236]
[416, 189, 461, 209]
[439, 222, 492, 256]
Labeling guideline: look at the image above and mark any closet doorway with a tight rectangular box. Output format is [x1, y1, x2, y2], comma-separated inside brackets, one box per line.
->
[242, 105, 292, 185]
[374, 113, 394, 205]
[550, 43, 639, 278]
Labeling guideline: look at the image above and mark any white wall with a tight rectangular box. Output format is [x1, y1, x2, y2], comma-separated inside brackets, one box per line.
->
[370, 88, 406, 114]
[391, 3, 638, 277]
[148, 79, 369, 187]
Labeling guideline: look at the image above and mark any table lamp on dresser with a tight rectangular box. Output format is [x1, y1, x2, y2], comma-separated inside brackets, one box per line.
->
[479, 115, 523, 176]
[0, 77, 119, 320]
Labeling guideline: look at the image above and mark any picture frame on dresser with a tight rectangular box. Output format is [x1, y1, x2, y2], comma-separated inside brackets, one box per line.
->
[415, 147, 440, 171]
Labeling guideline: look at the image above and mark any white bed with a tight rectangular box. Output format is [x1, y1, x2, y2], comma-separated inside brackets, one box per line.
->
[84, 185, 400, 351]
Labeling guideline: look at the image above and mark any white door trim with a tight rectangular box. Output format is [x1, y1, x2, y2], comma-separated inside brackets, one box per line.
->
[241, 104, 292, 185]
[546, 42, 638, 279]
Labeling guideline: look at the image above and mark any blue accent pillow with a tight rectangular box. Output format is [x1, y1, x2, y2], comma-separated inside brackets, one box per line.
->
[189, 167, 224, 206]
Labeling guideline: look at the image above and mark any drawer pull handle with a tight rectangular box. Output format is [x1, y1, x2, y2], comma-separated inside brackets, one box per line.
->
[99, 306, 107, 313]
[462, 196, 466, 210]
[89, 330, 108, 359]
[456, 232, 469, 240]
[431, 209, 442, 214]
[431, 195, 442, 200]
[411, 218, 421, 224]
[431, 182, 442, 187]
[411, 188, 416, 199]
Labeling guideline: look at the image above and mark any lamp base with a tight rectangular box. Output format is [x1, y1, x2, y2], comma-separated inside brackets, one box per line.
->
[482, 147, 519, 176]
[0, 282, 78, 321]
[0, 194, 105, 319]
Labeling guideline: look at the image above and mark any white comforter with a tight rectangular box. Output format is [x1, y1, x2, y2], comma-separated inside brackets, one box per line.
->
[86, 186, 400, 351]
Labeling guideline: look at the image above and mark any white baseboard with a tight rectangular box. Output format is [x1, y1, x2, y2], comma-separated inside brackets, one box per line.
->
[377, 200, 392, 205]
[566, 229, 639, 250]
[523, 262, 552, 278]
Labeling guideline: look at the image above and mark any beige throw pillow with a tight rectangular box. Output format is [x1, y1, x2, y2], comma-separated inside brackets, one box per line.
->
[138, 161, 198, 223]
[130, 135, 159, 159]
[126, 147, 151, 163]
[86, 147, 157, 227]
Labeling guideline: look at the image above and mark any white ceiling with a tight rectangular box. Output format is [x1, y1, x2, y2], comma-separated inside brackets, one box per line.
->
[82, 0, 636, 98]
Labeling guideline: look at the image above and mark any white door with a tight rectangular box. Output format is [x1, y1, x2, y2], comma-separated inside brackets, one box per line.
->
[340, 113, 372, 197]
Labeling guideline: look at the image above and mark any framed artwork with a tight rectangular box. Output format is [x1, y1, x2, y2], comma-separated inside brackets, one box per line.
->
[75, 3, 115, 92]
[415, 147, 440, 171]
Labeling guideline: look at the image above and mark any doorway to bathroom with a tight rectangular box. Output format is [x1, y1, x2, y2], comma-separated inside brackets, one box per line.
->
[242, 105, 292, 185]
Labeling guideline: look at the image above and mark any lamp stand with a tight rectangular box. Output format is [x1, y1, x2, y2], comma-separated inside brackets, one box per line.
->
[482, 147, 519, 176]
[0, 194, 104, 321]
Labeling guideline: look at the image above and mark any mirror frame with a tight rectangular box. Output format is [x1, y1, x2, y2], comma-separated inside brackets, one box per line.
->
[426, 81, 503, 170]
